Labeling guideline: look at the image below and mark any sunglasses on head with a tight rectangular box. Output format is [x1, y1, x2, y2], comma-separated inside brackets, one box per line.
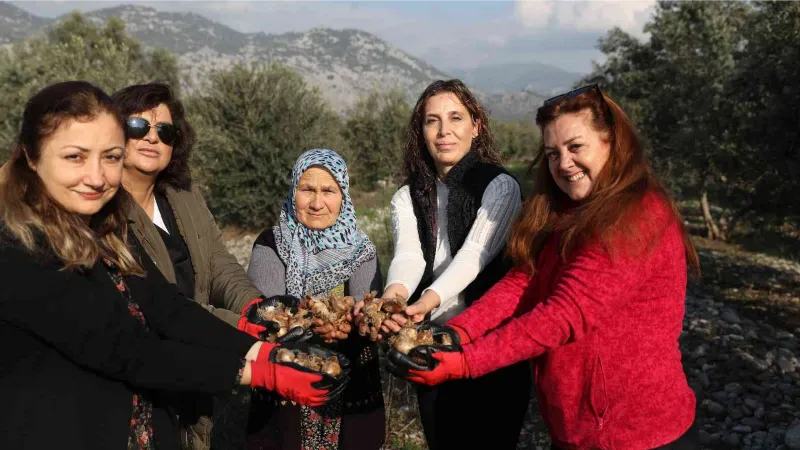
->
[544, 84, 603, 107]
[125, 117, 180, 146]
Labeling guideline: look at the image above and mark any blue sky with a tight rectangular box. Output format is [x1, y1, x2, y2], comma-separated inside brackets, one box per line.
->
[12, 1, 657, 74]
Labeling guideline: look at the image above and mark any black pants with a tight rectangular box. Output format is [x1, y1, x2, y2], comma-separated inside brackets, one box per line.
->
[551, 422, 700, 450]
[417, 361, 531, 450]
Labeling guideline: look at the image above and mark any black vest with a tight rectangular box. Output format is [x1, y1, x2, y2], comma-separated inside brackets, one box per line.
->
[409, 151, 519, 306]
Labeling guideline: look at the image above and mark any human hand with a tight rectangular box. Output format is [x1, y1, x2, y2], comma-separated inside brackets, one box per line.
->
[311, 315, 352, 343]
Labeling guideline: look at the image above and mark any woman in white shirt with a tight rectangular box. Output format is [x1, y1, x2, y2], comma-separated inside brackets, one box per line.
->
[361, 79, 531, 450]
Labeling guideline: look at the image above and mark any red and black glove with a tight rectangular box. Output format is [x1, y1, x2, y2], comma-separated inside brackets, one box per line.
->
[447, 324, 472, 345]
[386, 322, 470, 386]
[238, 295, 313, 343]
[249, 342, 350, 407]
[237, 297, 268, 339]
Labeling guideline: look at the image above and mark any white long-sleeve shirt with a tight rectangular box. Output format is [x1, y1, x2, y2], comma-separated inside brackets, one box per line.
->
[385, 174, 522, 323]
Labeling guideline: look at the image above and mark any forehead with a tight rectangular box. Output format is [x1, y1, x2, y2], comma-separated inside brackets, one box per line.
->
[424, 92, 468, 115]
[298, 166, 338, 185]
[43, 113, 124, 152]
[131, 103, 173, 122]
[543, 110, 594, 142]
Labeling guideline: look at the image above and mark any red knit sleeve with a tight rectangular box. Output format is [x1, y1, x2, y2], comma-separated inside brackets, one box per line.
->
[446, 267, 533, 341]
[462, 196, 677, 377]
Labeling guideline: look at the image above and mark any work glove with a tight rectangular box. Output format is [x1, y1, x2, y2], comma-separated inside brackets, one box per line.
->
[249, 342, 350, 406]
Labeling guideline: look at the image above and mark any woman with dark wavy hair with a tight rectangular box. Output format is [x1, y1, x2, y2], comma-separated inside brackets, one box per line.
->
[390, 85, 701, 449]
[357, 79, 531, 449]
[112, 83, 272, 450]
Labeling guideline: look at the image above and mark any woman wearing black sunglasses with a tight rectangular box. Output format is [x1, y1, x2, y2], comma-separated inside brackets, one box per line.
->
[112, 83, 276, 450]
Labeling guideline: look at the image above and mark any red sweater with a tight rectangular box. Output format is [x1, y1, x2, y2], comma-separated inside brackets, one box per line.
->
[448, 193, 695, 449]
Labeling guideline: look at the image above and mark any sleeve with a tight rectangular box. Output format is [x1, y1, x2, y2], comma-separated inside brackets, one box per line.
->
[427, 174, 521, 316]
[194, 188, 263, 320]
[384, 186, 426, 294]
[461, 240, 649, 378]
[134, 252, 258, 355]
[247, 242, 288, 297]
[0, 245, 254, 394]
[447, 267, 533, 341]
[347, 255, 383, 301]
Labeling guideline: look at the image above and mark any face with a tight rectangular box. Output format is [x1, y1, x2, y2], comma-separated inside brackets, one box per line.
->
[423, 93, 479, 178]
[294, 166, 343, 231]
[30, 113, 125, 218]
[123, 103, 174, 178]
[543, 109, 611, 201]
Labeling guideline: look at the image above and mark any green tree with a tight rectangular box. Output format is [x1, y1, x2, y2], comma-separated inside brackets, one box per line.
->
[341, 89, 410, 190]
[583, 1, 753, 240]
[0, 12, 180, 160]
[188, 63, 343, 229]
[730, 1, 800, 219]
[492, 119, 540, 162]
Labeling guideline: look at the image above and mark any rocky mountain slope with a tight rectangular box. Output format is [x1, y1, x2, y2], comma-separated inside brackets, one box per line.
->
[1, 2, 546, 117]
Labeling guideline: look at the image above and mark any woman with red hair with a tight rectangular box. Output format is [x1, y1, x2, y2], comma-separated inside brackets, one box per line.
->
[389, 85, 701, 449]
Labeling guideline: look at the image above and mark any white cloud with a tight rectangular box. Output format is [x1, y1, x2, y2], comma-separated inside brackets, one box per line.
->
[515, 1, 554, 29]
[515, 0, 655, 35]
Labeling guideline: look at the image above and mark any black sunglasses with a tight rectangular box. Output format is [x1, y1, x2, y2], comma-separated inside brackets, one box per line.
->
[544, 84, 603, 106]
[126, 117, 180, 146]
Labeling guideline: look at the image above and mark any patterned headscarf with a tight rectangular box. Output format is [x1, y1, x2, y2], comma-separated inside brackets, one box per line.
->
[274, 149, 376, 297]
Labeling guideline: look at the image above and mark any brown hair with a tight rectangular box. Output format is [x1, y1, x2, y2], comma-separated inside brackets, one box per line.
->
[112, 82, 195, 192]
[0, 81, 143, 275]
[508, 87, 699, 276]
[403, 79, 502, 187]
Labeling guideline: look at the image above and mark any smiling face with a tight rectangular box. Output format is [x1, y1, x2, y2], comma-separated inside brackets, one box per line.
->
[30, 113, 125, 218]
[123, 103, 174, 179]
[422, 92, 479, 178]
[543, 109, 611, 201]
[294, 166, 343, 231]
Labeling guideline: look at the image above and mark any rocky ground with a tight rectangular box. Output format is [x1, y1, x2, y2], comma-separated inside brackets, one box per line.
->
[224, 233, 800, 450]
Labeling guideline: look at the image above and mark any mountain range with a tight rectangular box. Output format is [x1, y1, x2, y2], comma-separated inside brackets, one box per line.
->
[0, 2, 583, 120]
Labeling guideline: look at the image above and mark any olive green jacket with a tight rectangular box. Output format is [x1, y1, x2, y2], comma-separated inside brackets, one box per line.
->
[127, 185, 262, 450]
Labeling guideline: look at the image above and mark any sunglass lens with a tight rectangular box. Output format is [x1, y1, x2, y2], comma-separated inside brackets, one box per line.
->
[126, 118, 149, 139]
[156, 124, 178, 145]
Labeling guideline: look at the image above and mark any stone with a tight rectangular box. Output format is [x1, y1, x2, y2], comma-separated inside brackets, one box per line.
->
[732, 425, 752, 433]
[743, 405, 753, 416]
[777, 331, 796, 340]
[745, 398, 761, 409]
[714, 391, 731, 402]
[726, 382, 745, 394]
[731, 408, 744, 420]
[742, 417, 766, 430]
[778, 356, 797, 374]
[705, 400, 726, 416]
[786, 423, 800, 449]
[699, 430, 711, 445]
[725, 432, 741, 446]
[721, 309, 741, 324]
[767, 412, 783, 422]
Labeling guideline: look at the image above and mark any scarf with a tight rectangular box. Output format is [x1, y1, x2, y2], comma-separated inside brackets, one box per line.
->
[274, 148, 376, 297]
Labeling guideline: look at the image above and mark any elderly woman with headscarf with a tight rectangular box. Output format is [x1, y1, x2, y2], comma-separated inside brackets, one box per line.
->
[245, 149, 385, 450]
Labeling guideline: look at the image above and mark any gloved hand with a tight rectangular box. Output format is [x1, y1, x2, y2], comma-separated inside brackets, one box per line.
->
[386, 322, 468, 386]
[250, 342, 350, 407]
[237, 297, 268, 339]
[239, 295, 314, 343]
[398, 346, 470, 386]
[446, 323, 472, 345]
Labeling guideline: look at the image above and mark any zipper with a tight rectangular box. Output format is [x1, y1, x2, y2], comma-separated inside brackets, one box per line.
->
[593, 354, 609, 430]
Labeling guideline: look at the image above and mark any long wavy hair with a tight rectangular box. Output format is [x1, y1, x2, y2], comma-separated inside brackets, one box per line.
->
[112, 82, 195, 192]
[403, 79, 502, 188]
[0, 81, 143, 275]
[508, 87, 699, 277]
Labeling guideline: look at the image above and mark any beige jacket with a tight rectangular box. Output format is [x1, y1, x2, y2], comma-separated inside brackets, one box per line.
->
[127, 185, 262, 450]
